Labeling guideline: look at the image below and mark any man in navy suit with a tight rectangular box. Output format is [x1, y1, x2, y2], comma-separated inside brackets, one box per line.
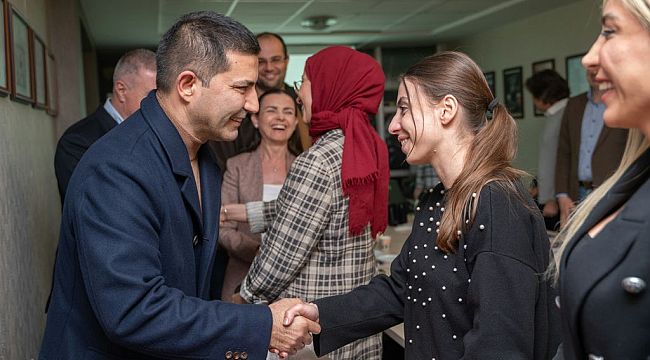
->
[40, 11, 319, 359]
[54, 49, 157, 204]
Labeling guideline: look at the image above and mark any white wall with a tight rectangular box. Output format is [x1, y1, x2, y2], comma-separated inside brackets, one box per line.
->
[448, 0, 602, 175]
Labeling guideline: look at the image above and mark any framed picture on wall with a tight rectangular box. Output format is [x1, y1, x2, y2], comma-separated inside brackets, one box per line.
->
[483, 71, 496, 97]
[531, 59, 556, 116]
[0, 0, 10, 96]
[532, 58, 555, 74]
[46, 52, 58, 116]
[503, 66, 524, 119]
[566, 53, 589, 96]
[9, 6, 33, 103]
[32, 33, 46, 108]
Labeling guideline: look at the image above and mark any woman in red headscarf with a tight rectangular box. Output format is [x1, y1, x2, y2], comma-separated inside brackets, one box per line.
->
[223, 46, 389, 359]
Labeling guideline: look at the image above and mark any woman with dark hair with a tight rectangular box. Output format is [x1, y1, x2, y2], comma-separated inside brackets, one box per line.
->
[223, 46, 389, 359]
[219, 89, 298, 302]
[284, 51, 559, 359]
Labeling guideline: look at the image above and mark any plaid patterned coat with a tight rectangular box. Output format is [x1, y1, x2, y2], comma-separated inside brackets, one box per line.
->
[241, 129, 382, 359]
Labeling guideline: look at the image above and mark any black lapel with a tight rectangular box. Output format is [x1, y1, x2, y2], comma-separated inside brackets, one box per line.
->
[560, 148, 650, 356]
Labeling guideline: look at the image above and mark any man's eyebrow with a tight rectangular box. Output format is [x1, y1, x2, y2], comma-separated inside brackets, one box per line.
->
[232, 80, 256, 87]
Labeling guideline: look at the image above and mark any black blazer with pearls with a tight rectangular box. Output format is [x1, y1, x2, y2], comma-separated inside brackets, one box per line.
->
[558, 148, 650, 360]
[314, 181, 560, 360]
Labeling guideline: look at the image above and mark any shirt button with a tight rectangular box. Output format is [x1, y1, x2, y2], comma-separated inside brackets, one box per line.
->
[225, 351, 233, 359]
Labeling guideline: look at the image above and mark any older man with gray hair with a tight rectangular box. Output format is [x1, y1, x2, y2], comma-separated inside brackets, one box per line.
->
[54, 48, 157, 203]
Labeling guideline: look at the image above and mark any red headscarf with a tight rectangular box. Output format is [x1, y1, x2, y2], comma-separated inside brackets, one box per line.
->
[305, 46, 389, 237]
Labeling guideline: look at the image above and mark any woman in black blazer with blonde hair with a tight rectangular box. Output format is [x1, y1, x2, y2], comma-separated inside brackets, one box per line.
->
[550, 0, 650, 358]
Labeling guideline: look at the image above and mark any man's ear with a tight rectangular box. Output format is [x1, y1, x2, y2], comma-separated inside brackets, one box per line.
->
[176, 70, 199, 103]
[439, 94, 459, 126]
[113, 80, 127, 103]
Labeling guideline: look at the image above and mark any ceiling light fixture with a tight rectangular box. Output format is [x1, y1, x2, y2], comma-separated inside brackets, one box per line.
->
[301, 15, 338, 31]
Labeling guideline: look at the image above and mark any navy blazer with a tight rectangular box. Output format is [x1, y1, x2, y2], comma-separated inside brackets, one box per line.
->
[40, 92, 272, 359]
[558, 148, 650, 360]
[54, 105, 117, 204]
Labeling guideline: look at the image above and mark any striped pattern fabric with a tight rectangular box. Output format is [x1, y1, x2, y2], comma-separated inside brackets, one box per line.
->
[241, 129, 382, 359]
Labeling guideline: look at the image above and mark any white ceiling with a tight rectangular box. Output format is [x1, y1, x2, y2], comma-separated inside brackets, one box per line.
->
[80, 0, 582, 51]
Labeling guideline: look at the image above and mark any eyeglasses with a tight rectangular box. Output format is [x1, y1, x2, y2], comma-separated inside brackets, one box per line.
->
[293, 80, 303, 92]
[259, 56, 286, 67]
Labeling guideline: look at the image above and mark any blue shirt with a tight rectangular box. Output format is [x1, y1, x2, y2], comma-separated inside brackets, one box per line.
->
[578, 90, 605, 181]
[103, 97, 125, 124]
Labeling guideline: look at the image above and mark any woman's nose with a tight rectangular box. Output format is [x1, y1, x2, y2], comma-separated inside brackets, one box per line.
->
[388, 113, 401, 135]
[582, 37, 601, 72]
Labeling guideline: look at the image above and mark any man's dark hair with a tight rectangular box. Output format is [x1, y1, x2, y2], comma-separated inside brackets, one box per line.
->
[256, 32, 288, 58]
[525, 69, 569, 105]
[156, 11, 260, 93]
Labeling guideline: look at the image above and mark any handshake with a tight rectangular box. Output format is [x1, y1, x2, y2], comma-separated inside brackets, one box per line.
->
[268, 299, 321, 358]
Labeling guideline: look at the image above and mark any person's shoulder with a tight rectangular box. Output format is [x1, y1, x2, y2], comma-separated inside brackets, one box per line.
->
[59, 107, 113, 144]
[306, 129, 344, 159]
[291, 133, 343, 177]
[82, 111, 151, 165]
[226, 150, 257, 169]
[476, 180, 534, 215]
[470, 180, 547, 263]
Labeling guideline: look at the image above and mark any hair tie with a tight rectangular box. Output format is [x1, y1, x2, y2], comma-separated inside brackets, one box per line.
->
[486, 98, 499, 120]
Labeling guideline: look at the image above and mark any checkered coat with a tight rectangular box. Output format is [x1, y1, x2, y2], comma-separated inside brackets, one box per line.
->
[241, 129, 382, 359]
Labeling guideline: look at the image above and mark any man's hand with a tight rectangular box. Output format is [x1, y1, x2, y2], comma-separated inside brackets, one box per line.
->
[558, 196, 575, 228]
[268, 299, 321, 358]
[543, 199, 559, 218]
